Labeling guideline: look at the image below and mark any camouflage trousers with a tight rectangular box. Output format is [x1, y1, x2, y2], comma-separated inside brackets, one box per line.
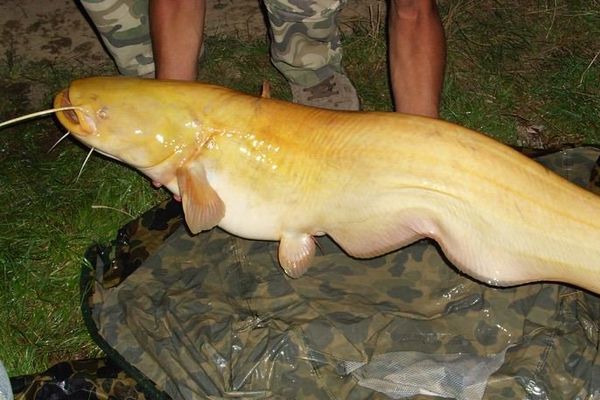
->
[80, 0, 346, 86]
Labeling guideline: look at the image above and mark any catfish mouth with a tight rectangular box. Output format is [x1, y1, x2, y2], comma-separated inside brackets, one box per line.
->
[53, 89, 96, 135]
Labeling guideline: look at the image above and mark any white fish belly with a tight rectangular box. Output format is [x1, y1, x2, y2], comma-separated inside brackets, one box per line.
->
[207, 174, 291, 241]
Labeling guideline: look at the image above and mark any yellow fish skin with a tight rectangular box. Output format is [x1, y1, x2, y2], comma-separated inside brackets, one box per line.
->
[54, 76, 600, 293]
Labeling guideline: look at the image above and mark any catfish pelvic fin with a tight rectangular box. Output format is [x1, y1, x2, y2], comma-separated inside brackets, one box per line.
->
[176, 160, 225, 234]
[278, 233, 316, 278]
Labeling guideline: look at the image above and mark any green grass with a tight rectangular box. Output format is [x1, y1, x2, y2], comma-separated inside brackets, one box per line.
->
[0, 60, 168, 373]
[0, 105, 168, 373]
[437, 0, 600, 144]
[1, 0, 599, 377]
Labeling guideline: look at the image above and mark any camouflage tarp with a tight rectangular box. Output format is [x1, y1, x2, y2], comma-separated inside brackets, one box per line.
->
[12, 147, 600, 399]
[11, 358, 155, 400]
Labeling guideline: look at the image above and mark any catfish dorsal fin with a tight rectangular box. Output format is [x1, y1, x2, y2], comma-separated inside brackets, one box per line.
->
[260, 81, 271, 99]
[176, 158, 225, 234]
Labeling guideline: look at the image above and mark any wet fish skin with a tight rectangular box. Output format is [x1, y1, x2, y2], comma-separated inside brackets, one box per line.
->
[54, 76, 600, 293]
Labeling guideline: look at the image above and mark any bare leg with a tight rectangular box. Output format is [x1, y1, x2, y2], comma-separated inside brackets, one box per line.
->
[149, 0, 205, 197]
[388, 0, 446, 117]
[149, 0, 206, 81]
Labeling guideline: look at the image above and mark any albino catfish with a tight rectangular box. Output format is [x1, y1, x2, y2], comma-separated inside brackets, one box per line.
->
[10, 76, 600, 293]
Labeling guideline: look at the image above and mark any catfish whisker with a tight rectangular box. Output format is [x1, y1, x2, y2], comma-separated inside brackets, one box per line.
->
[76, 147, 95, 182]
[0, 106, 83, 128]
[91, 205, 135, 218]
[48, 131, 71, 153]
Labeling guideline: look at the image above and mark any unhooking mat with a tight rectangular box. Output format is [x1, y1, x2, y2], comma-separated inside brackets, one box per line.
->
[11, 147, 600, 400]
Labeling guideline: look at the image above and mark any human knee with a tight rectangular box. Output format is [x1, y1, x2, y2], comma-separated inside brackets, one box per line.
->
[390, 0, 438, 19]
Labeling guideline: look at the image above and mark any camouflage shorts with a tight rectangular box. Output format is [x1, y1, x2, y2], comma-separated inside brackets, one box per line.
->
[80, 0, 155, 77]
[263, 0, 347, 86]
[80, 0, 346, 86]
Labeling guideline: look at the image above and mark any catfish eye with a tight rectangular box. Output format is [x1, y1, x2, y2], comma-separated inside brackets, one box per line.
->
[97, 107, 108, 119]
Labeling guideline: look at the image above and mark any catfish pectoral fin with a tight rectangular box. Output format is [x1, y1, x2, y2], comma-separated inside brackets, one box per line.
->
[176, 161, 225, 234]
[278, 233, 316, 278]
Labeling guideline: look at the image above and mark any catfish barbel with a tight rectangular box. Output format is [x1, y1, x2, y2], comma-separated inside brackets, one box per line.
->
[44, 76, 600, 293]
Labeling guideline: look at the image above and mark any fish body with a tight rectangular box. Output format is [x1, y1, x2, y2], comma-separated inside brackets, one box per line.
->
[54, 77, 600, 293]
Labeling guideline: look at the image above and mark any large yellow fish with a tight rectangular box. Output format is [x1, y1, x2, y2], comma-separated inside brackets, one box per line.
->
[53, 76, 600, 293]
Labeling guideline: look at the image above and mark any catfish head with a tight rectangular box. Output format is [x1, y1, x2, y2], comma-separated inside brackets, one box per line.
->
[53, 76, 208, 170]
[53, 76, 229, 234]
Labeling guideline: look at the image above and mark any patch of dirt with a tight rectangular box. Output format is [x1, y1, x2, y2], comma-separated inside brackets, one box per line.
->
[0, 0, 383, 65]
[0, 0, 106, 67]
[0, 0, 384, 109]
